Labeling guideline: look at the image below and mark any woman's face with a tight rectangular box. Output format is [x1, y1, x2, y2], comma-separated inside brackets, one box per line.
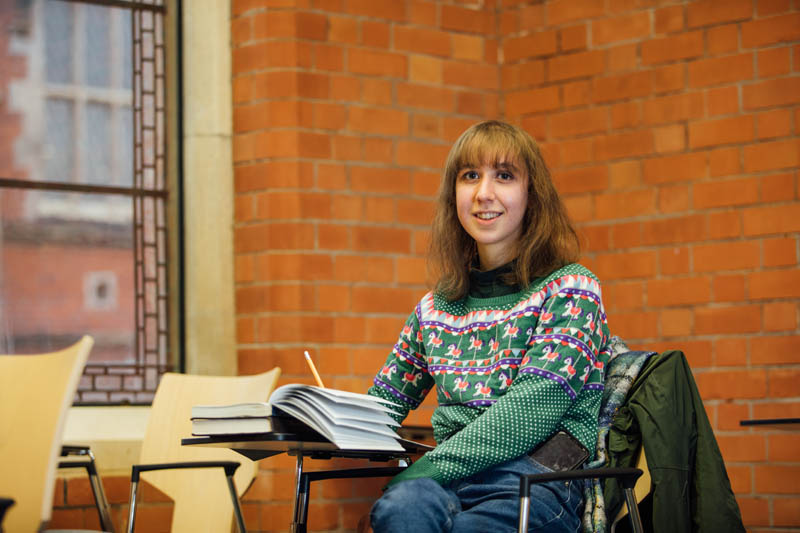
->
[455, 157, 528, 271]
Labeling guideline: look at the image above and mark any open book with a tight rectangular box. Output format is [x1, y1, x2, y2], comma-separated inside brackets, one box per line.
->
[191, 384, 405, 451]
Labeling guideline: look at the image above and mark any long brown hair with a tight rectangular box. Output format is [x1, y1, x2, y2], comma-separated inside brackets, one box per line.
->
[428, 120, 579, 300]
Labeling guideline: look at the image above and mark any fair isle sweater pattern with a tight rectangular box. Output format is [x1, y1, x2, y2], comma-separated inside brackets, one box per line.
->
[368, 263, 612, 485]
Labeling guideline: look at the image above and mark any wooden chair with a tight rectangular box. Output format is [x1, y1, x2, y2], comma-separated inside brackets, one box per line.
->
[127, 368, 281, 533]
[0, 336, 94, 533]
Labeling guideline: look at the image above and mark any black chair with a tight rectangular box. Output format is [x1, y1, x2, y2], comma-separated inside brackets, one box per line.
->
[58, 445, 114, 532]
[518, 467, 644, 533]
[0, 498, 14, 533]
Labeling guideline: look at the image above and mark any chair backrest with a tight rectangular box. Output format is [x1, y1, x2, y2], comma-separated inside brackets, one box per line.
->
[138, 368, 281, 533]
[0, 336, 93, 533]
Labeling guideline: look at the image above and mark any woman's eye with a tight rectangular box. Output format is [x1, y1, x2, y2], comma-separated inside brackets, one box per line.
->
[462, 171, 479, 180]
[498, 172, 514, 180]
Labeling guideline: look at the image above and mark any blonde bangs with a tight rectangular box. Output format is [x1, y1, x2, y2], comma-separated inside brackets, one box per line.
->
[447, 126, 526, 174]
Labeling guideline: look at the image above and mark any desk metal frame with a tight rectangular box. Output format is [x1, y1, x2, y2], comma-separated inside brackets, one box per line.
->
[182, 431, 431, 533]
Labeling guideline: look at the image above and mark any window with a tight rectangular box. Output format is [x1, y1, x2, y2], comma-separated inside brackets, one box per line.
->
[0, 0, 172, 403]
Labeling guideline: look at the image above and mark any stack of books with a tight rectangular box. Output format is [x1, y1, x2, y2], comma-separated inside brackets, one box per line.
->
[191, 384, 405, 451]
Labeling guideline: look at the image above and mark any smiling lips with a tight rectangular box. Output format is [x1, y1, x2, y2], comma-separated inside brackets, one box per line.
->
[474, 212, 502, 220]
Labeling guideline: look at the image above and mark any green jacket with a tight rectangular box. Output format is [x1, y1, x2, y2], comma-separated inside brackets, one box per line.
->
[604, 350, 745, 532]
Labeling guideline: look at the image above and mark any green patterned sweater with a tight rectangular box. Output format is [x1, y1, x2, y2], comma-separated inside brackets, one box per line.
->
[367, 263, 612, 486]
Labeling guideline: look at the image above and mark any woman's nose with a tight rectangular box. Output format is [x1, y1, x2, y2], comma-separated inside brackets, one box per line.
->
[475, 175, 495, 201]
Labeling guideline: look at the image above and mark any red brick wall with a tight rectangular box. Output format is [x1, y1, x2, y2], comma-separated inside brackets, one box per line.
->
[496, 2, 799, 531]
[50, 0, 800, 531]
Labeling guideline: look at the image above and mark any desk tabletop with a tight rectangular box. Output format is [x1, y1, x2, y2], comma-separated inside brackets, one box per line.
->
[182, 431, 432, 461]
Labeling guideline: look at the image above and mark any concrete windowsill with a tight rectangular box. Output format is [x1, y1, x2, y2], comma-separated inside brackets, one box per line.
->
[62, 406, 150, 475]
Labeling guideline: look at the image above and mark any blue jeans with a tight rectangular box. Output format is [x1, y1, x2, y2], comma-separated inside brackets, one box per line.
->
[370, 455, 584, 533]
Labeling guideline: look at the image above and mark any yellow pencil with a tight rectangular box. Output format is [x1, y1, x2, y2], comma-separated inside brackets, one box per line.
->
[304, 351, 325, 388]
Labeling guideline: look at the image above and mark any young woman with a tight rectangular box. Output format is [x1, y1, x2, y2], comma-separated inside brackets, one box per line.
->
[367, 120, 613, 533]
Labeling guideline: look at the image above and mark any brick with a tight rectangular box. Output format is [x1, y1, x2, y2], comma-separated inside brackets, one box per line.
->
[737, 497, 769, 527]
[743, 204, 800, 236]
[580, 224, 611, 252]
[660, 308, 693, 337]
[688, 53, 754, 87]
[714, 336, 748, 366]
[753, 401, 800, 420]
[603, 280, 645, 310]
[660, 246, 690, 275]
[348, 106, 409, 136]
[348, 48, 407, 77]
[256, 253, 333, 282]
[761, 172, 795, 203]
[655, 5, 684, 34]
[708, 211, 742, 240]
[328, 15, 358, 44]
[563, 195, 593, 222]
[743, 139, 799, 173]
[552, 166, 609, 195]
[397, 83, 455, 112]
[594, 131, 654, 161]
[551, 138, 593, 167]
[351, 227, 411, 253]
[725, 465, 752, 494]
[693, 241, 760, 273]
[394, 26, 451, 57]
[346, 0, 406, 21]
[547, 50, 605, 82]
[441, 4, 492, 33]
[763, 301, 798, 331]
[611, 310, 660, 340]
[763, 237, 797, 267]
[774, 498, 800, 527]
[503, 31, 558, 63]
[350, 166, 411, 195]
[709, 147, 741, 177]
[315, 43, 344, 71]
[593, 12, 650, 46]
[609, 160, 642, 189]
[443, 61, 499, 90]
[549, 108, 607, 139]
[658, 184, 689, 213]
[713, 273, 747, 302]
[594, 189, 656, 220]
[717, 434, 767, 462]
[559, 24, 587, 52]
[653, 124, 685, 153]
[643, 93, 704, 125]
[641, 214, 706, 245]
[592, 71, 651, 103]
[750, 269, 800, 300]
[329, 74, 360, 101]
[689, 116, 754, 149]
[648, 276, 711, 307]
[643, 152, 707, 184]
[694, 177, 760, 209]
[706, 86, 739, 117]
[641, 31, 704, 65]
[769, 433, 800, 462]
[695, 304, 761, 335]
[456, 91, 486, 116]
[755, 465, 800, 494]
[450, 34, 484, 62]
[547, 0, 606, 26]
[652, 64, 685, 94]
[562, 80, 591, 108]
[594, 250, 658, 280]
[607, 43, 638, 72]
[396, 141, 449, 169]
[743, 77, 800, 109]
[505, 86, 560, 116]
[742, 13, 800, 48]
[716, 402, 750, 430]
[769, 368, 800, 398]
[687, 0, 753, 28]
[695, 368, 766, 399]
[756, 109, 792, 140]
[361, 20, 390, 48]
[758, 46, 791, 78]
[610, 101, 641, 130]
[707, 24, 739, 55]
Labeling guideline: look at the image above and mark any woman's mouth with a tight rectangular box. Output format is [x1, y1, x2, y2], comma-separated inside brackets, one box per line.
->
[474, 212, 501, 220]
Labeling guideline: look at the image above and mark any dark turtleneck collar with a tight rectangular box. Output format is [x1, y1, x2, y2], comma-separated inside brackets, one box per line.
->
[468, 259, 520, 298]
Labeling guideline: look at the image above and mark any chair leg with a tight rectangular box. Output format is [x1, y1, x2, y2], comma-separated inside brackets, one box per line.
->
[622, 487, 644, 533]
[225, 473, 247, 533]
[126, 480, 139, 533]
